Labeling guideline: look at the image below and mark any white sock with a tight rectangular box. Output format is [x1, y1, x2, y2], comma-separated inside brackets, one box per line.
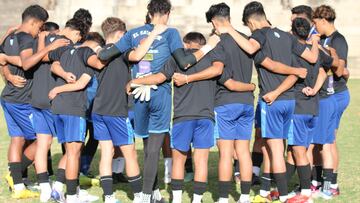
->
[330, 183, 338, 189]
[53, 181, 64, 192]
[218, 197, 228, 203]
[311, 180, 321, 187]
[112, 158, 119, 173]
[164, 158, 172, 176]
[141, 193, 151, 203]
[14, 183, 26, 191]
[240, 194, 250, 202]
[152, 189, 162, 201]
[172, 190, 182, 203]
[260, 189, 270, 197]
[301, 189, 312, 197]
[279, 195, 288, 202]
[40, 182, 52, 192]
[66, 194, 78, 203]
[253, 166, 260, 176]
[192, 193, 203, 203]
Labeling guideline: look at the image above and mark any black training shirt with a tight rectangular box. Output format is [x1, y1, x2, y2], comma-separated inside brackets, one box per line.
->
[215, 32, 254, 107]
[50, 46, 96, 117]
[1, 32, 34, 104]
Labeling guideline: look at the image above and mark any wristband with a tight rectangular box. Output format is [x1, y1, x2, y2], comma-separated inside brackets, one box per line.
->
[185, 75, 189, 84]
[200, 44, 212, 55]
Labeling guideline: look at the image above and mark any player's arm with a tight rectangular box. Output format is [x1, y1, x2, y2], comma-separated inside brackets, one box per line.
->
[172, 61, 224, 86]
[21, 33, 69, 70]
[0, 65, 26, 87]
[131, 73, 167, 85]
[260, 56, 307, 78]
[50, 61, 76, 83]
[262, 75, 298, 104]
[302, 68, 327, 96]
[329, 37, 348, 77]
[223, 79, 256, 92]
[293, 35, 319, 64]
[86, 55, 106, 70]
[98, 24, 167, 62]
[49, 73, 92, 100]
[0, 53, 22, 67]
[0, 25, 19, 45]
[226, 27, 261, 55]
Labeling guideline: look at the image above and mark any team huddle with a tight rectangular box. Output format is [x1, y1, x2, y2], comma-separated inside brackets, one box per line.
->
[0, 0, 350, 203]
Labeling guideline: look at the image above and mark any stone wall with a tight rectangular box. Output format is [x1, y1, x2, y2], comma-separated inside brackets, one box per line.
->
[1, 0, 359, 76]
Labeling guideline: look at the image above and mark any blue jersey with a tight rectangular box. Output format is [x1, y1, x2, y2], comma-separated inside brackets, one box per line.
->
[115, 24, 183, 79]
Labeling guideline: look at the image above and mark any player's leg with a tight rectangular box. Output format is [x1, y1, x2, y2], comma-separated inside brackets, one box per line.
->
[184, 148, 194, 182]
[217, 139, 235, 203]
[99, 140, 115, 201]
[235, 139, 252, 203]
[162, 133, 172, 184]
[112, 147, 127, 183]
[80, 121, 99, 176]
[252, 101, 263, 185]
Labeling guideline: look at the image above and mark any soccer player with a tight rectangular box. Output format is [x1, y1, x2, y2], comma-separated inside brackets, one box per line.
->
[0, 5, 63, 199]
[286, 17, 337, 203]
[290, 5, 313, 23]
[47, 31, 105, 203]
[205, 3, 255, 203]
[41, 21, 60, 34]
[215, 1, 319, 202]
[98, 1, 220, 202]
[91, 17, 142, 203]
[313, 5, 350, 196]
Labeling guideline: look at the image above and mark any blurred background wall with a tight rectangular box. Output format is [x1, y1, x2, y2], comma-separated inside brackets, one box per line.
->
[0, 0, 359, 76]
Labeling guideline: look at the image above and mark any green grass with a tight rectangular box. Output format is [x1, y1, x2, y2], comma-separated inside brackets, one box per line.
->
[0, 80, 359, 203]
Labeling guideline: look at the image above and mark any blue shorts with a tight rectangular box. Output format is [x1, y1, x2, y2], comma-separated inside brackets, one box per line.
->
[92, 113, 134, 146]
[260, 100, 295, 139]
[312, 97, 337, 145]
[288, 114, 317, 147]
[215, 103, 254, 140]
[171, 119, 214, 152]
[332, 90, 350, 129]
[1, 100, 36, 140]
[133, 86, 171, 137]
[53, 114, 86, 143]
[33, 108, 56, 136]
[254, 101, 261, 129]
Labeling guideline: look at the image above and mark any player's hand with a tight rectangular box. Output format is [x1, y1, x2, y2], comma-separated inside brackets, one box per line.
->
[302, 86, 315, 96]
[310, 33, 320, 44]
[173, 73, 188, 87]
[64, 72, 76, 83]
[0, 54, 7, 66]
[296, 67, 308, 79]
[152, 24, 168, 36]
[6, 25, 19, 35]
[48, 39, 70, 51]
[38, 31, 50, 39]
[328, 47, 338, 57]
[8, 74, 26, 88]
[48, 87, 59, 100]
[343, 68, 350, 79]
[207, 34, 221, 49]
[262, 90, 280, 105]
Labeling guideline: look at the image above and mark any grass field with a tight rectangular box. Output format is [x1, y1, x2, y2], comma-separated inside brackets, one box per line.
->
[0, 79, 359, 203]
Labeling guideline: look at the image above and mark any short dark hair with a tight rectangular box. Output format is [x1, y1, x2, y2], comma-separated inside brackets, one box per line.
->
[183, 32, 206, 46]
[65, 18, 87, 39]
[313, 5, 336, 22]
[292, 17, 311, 41]
[242, 1, 266, 25]
[41, 22, 59, 32]
[145, 12, 151, 24]
[101, 17, 127, 38]
[22, 5, 49, 22]
[205, 2, 230, 23]
[73, 8, 92, 33]
[147, 0, 171, 16]
[291, 5, 313, 21]
[84, 32, 105, 47]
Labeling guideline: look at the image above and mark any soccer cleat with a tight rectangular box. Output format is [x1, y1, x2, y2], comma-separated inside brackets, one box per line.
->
[78, 189, 99, 202]
[11, 189, 40, 199]
[51, 188, 65, 203]
[104, 194, 121, 203]
[319, 189, 332, 200]
[250, 194, 272, 203]
[79, 173, 100, 187]
[330, 187, 340, 196]
[184, 172, 194, 183]
[287, 194, 313, 203]
[4, 172, 14, 191]
[40, 188, 52, 202]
